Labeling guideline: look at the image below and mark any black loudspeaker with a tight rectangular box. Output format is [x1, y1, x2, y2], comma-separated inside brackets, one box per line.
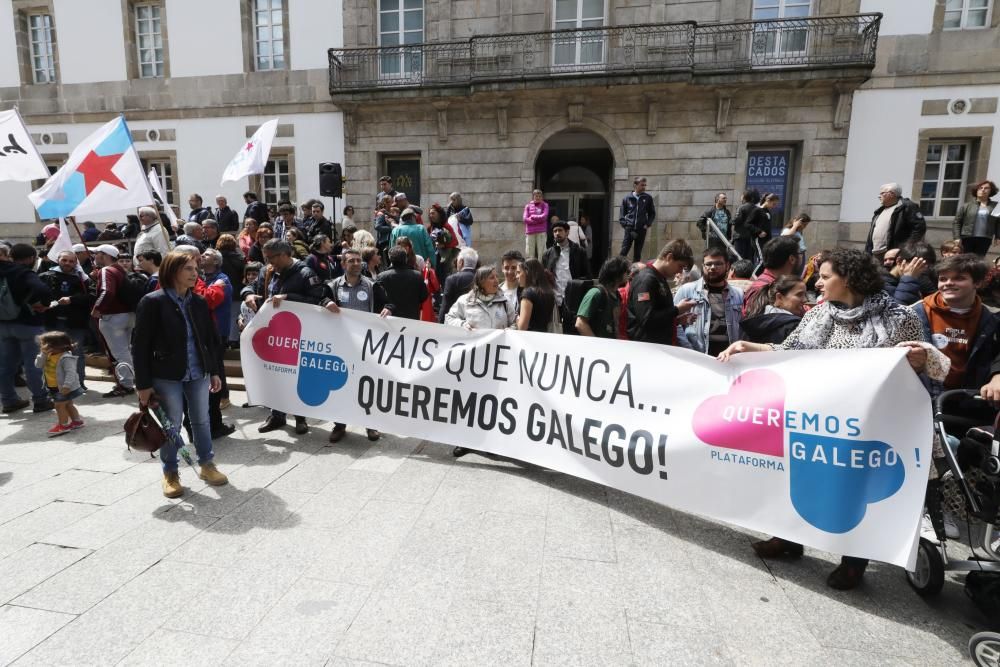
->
[319, 162, 343, 198]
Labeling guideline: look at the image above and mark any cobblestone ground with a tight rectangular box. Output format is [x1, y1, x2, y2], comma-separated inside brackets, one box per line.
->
[0, 379, 989, 666]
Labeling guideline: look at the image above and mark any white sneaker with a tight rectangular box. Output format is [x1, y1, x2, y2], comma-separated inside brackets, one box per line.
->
[943, 512, 961, 540]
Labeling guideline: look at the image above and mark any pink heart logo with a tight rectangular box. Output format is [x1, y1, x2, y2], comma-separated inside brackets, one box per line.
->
[252, 311, 301, 366]
[693, 370, 785, 457]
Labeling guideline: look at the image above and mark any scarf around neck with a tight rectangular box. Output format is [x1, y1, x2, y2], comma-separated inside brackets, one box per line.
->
[795, 291, 908, 349]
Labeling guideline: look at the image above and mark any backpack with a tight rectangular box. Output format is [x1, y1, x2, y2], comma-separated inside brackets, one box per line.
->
[118, 271, 151, 311]
[0, 275, 22, 321]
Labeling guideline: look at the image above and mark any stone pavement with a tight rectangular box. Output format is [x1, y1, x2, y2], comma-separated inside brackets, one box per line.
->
[0, 379, 988, 666]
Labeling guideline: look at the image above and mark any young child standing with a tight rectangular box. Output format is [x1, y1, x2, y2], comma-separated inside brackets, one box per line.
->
[35, 331, 84, 437]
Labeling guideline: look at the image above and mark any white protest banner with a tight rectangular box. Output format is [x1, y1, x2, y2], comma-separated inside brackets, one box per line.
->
[0, 108, 49, 182]
[242, 302, 933, 569]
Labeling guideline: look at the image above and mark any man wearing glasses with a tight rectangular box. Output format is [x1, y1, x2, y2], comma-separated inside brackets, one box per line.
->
[865, 182, 926, 257]
[673, 247, 744, 355]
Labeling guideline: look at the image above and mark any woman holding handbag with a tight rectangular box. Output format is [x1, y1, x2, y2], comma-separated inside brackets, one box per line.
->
[133, 250, 228, 498]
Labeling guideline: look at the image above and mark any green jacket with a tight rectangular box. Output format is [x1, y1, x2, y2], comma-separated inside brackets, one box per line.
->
[953, 199, 999, 239]
[390, 222, 436, 262]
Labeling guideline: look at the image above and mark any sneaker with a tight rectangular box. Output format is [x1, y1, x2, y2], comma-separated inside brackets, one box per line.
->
[944, 512, 961, 540]
[328, 424, 347, 443]
[294, 417, 309, 435]
[2, 399, 30, 413]
[921, 514, 939, 541]
[199, 462, 228, 486]
[366, 429, 381, 442]
[751, 537, 804, 559]
[257, 416, 287, 433]
[69, 419, 85, 430]
[47, 423, 73, 437]
[162, 471, 184, 498]
[102, 385, 135, 398]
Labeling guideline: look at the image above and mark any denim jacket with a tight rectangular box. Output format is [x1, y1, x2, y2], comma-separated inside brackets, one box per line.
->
[673, 278, 744, 353]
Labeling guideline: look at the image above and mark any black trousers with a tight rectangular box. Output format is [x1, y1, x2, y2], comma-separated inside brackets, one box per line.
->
[962, 236, 992, 257]
[619, 226, 647, 262]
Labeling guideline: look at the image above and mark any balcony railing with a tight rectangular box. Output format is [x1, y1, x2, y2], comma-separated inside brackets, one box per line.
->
[329, 14, 881, 93]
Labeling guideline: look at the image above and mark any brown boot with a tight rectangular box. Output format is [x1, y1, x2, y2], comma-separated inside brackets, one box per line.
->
[162, 471, 183, 498]
[199, 463, 228, 486]
[751, 537, 804, 559]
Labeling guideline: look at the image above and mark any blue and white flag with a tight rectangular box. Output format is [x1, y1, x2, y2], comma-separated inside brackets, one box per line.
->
[28, 116, 153, 219]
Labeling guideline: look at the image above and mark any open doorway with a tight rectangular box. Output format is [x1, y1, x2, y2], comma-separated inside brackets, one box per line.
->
[535, 131, 614, 275]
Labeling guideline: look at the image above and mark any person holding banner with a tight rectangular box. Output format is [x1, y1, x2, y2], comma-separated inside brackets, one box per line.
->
[445, 265, 515, 332]
[719, 248, 940, 590]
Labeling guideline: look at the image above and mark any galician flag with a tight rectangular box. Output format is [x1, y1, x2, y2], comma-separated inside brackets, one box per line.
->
[28, 115, 153, 219]
[221, 119, 278, 185]
[0, 108, 49, 182]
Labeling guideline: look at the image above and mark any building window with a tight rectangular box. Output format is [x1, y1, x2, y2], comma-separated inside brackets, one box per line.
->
[28, 13, 56, 83]
[919, 142, 971, 218]
[553, 0, 605, 67]
[944, 0, 992, 29]
[752, 0, 811, 58]
[261, 156, 291, 208]
[378, 0, 423, 77]
[140, 157, 176, 206]
[135, 4, 164, 78]
[253, 0, 285, 70]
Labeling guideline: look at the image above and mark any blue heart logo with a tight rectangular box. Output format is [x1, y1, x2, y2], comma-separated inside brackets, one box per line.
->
[788, 432, 905, 534]
[296, 351, 349, 406]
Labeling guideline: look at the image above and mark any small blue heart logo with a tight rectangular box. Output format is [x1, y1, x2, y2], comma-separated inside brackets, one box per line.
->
[296, 351, 349, 406]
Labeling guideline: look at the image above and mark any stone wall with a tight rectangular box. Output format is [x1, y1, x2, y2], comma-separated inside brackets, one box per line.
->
[344, 79, 853, 262]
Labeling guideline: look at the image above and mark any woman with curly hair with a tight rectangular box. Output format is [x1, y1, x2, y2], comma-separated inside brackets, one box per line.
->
[953, 179, 999, 257]
[719, 247, 937, 590]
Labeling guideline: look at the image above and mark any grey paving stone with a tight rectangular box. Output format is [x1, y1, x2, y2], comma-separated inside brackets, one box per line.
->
[430, 597, 535, 666]
[333, 593, 448, 667]
[46, 443, 143, 474]
[268, 439, 369, 494]
[374, 457, 449, 505]
[14, 510, 215, 614]
[117, 629, 239, 667]
[223, 577, 371, 666]
[628, 617, 734, 666]
[544, 488, 616, 563]
[0, 500, 99, 559]
[0, 440, 77, 465]
[456, 511, 545, 608]
[0, 543, 91, 605]
[0, 605, 75, 666]
[57, 459, 162, 506]
[346, 435, 421, 474]
[0, 469, 110, 526]
[294, 469, 390, 531]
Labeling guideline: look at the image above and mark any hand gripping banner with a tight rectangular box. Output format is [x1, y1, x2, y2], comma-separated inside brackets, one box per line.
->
[242, 301, 933, 569]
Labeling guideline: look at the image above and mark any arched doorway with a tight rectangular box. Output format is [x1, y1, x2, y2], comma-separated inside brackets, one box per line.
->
[535, 130, 614, 274]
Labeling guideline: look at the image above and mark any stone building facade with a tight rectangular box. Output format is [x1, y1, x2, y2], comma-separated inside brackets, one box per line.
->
[841, 0, 1000, 250]
[0, 0, 345, 241]
[332, 0, 880, 263]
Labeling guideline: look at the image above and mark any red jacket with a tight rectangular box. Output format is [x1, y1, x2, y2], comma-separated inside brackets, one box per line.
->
[420, 264, 440, 322]
[93, 264, 130, 315]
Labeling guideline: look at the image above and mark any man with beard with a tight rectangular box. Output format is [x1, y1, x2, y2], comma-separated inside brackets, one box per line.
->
[674, 248, 744, 355]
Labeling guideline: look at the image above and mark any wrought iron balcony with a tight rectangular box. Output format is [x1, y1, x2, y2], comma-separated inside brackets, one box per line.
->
[329, 14, 881, 93]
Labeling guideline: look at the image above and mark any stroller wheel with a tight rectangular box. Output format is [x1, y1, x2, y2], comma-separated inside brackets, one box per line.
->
[970, 631, 1000, 667]
[906, 538, 945, 597]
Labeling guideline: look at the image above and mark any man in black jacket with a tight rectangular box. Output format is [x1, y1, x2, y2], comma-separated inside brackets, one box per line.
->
[376, 247, 428, 321]
[306, 201, 336, 242]
[213, 195, 240, 233]
[41, 250, 93, 390]
[543, 220, 590, 303]
[243, 191, 270, 225]
[0, 244, 54, 413]
[626, 240, 696, 345]
[696, 193, 733, 252]
[865, 183, 926, 256]
[619, 176, 656, 261]
[242, 239, 326, 435]
[187, 193, 213, 223]
[438, 247, 478, 324]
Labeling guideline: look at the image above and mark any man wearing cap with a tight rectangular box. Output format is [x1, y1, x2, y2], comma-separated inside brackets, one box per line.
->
[72, 243, 94, 276]
[389, 207, 435, 262]
[133, 206, 171, 259]
[91, 244, 135, 397]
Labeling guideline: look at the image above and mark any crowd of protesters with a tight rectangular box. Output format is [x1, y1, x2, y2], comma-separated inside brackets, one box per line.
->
[3, 175, 1000, 590]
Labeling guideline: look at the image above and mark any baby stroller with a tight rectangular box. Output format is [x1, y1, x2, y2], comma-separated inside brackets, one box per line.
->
[906, 389, 1000, 666]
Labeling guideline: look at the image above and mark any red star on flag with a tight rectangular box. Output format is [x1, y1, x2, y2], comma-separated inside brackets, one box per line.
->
[245, 142, 254, 151]
[76, 150, 126, 195]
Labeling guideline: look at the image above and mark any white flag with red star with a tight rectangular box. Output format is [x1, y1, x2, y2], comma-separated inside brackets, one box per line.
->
[221, 119, 278, 186]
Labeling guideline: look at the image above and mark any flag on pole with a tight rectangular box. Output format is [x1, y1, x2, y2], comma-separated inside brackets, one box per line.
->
[221, 119, 278, 185]
[28, 115, 153, 219]
[147, 166, 179, 229]
[0, 108, 49, 182]
[45, 218, 73, 262]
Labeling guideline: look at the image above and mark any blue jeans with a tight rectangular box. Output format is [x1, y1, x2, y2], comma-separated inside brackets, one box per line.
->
[153, 375, 213, 473]
[0, 322, 46, 406]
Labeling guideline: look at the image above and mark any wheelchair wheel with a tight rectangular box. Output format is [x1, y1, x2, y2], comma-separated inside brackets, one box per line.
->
[970, 631, 1000, 667]
[906, 537, 945, 597]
